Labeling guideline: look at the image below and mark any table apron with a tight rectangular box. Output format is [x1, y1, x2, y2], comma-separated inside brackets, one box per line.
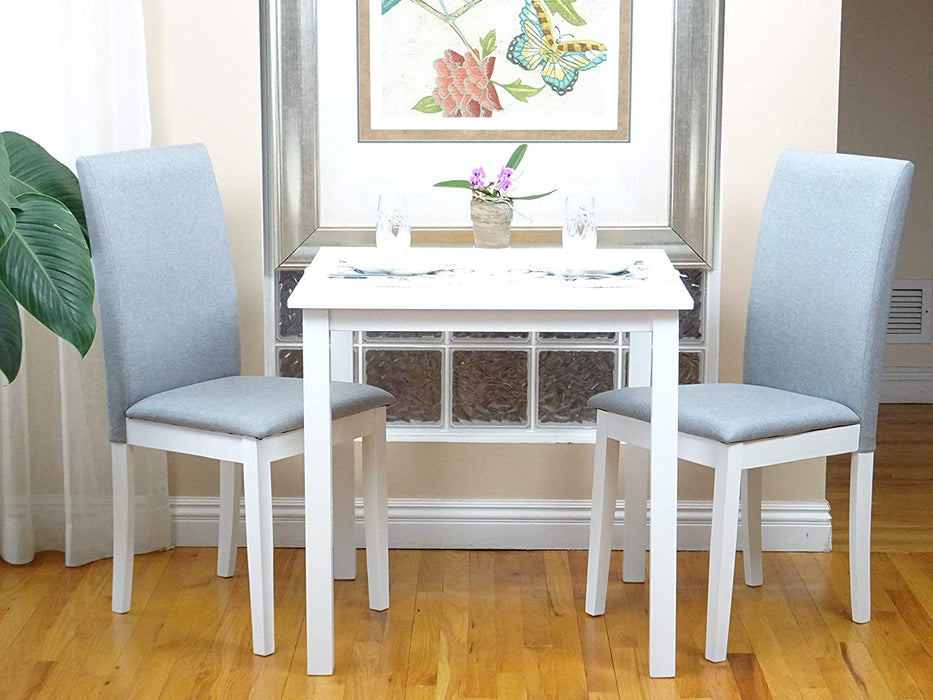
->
[325, 308, 667, 333]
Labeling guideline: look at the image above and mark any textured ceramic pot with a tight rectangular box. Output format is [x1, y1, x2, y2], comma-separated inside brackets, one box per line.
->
[470, 198, 513, 248]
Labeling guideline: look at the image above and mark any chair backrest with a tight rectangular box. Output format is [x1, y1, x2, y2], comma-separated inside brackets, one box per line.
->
[743, 150, 914, 452]
[77, 144, 241, 443]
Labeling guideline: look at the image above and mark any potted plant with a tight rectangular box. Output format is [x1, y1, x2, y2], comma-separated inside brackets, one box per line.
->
[434, 144, 555, 248]
[0, 131, 95, 383]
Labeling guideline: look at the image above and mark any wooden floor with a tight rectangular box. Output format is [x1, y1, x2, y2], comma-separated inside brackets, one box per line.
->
[2, 405, 932, 699]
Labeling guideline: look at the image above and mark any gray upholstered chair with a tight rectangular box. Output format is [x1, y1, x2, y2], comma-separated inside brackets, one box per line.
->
[77, 144, 394, 657]
[584, 150, 914, 662]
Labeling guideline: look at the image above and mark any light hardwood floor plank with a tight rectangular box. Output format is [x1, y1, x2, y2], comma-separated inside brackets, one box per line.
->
[0, 405, 931, 697]
[463, 550, 498, 700]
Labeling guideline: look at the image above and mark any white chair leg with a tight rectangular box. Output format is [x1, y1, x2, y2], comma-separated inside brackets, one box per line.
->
[362, 408, 389, 611]
[332, 442, 357, 581]
[622, 444, 649, 583]
[741, 468, 763, 587]
[706, 449, 743, 663]
[623, 330, 652, 585]
[111, 442, 135, 614]
[586, 413, 621, 616]
[242, 440, 275, 656]
[217, 460, 241, 578]
[850, 451, 874, 623]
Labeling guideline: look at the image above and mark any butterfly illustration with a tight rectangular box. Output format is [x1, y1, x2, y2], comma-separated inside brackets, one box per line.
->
[507, 0, 607, 96]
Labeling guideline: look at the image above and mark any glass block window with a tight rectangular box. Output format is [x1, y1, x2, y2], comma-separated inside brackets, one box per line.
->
[538, 331, 618, 343]
[365, 349, 443, 424]
[452, 331, 530, 341]
[278, 348, 303, 378]
[680, 350, 704, 385]
[273, 264, 708, 435]
[364, 331, 442, 341]
[680, 268, 705, 343]
[538, 350, 616, 424]
[452, 350, 529, 424]
[276, 269, 303, 341]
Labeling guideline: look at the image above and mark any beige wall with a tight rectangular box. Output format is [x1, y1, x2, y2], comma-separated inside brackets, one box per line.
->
[839, 1, 933, 369]
[143, 0, 842, 504]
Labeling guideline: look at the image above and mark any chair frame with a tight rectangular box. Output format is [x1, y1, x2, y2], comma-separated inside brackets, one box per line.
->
[584, 151, 911, 665]
[111, 406, 389, 657]
[585, 408, 869, 662]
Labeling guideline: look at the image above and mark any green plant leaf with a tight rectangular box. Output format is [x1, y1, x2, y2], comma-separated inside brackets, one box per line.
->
[0, 204, 13, 243]
[506, 144, 527, 170]
[0, 192, 95, 356]
[544, 0, 586, 26]
[0, 280, 21, 383]
[0, 133, 12, 210]
[382, 0, 402, 13]
[2, 131, 88, 246]
[412, 96, 443, 114]
[495, 79, 545, 103]
[511, 189, 557, 200]
[433, 180, 474, 189]
[480, 29, 497, 58]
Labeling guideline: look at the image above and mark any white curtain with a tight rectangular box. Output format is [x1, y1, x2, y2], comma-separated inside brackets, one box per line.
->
[0, 1, 171, 566]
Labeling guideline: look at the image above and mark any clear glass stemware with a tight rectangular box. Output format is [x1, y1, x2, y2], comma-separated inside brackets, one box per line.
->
[562, 195, 597, 251]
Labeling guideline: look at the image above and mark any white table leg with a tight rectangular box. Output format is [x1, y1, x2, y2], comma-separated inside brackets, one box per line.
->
[649, 312, 679, 678]
[303, 309, 335, 675]
[628, 331, 653, 384]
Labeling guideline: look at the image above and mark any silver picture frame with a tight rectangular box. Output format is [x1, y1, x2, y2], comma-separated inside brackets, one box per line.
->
[260, 0, 722, 270]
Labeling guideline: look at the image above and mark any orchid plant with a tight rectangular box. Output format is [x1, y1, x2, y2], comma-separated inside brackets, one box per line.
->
[433, 144, 555, 204]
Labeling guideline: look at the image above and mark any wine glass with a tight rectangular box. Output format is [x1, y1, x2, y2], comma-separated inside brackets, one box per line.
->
[562, 195, 597, 251]
[375, 192, 411, 251]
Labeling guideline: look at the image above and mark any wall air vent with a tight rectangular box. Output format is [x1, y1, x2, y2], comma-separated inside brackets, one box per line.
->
[887, 280, 931, 344]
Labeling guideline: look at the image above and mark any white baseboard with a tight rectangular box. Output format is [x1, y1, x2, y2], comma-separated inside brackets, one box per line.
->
[882, 366, 933, 403]
[170, 497, 832, 552]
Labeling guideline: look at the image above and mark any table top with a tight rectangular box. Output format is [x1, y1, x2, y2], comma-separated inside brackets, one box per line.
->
[288, 247, 694, 312]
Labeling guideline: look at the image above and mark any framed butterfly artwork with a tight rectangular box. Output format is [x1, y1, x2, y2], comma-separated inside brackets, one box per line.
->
[358, 0, 633, 142]
[261, 0, 722, 269]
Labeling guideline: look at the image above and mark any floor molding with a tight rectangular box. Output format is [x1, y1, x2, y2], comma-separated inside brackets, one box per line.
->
[170, 496, 832, 552]
[882, 366, 933, 403]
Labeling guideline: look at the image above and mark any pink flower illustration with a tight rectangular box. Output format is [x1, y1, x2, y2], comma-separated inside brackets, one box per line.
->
[432, 50, 503, 118]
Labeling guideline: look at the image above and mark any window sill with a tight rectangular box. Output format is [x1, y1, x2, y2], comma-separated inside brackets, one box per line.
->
[386, 425, 598, 444]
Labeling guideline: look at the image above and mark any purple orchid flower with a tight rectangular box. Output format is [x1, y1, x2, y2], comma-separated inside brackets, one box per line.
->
[469, 167, 486, 189]
[495, 166, 514, 193]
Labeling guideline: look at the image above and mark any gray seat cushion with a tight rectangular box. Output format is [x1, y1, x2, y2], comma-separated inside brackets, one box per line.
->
[126, 376, 394, 439]
[587, 383, 859, 444]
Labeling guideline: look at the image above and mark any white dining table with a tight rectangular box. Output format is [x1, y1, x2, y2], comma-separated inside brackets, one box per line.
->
[288, 246, 694, 678]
